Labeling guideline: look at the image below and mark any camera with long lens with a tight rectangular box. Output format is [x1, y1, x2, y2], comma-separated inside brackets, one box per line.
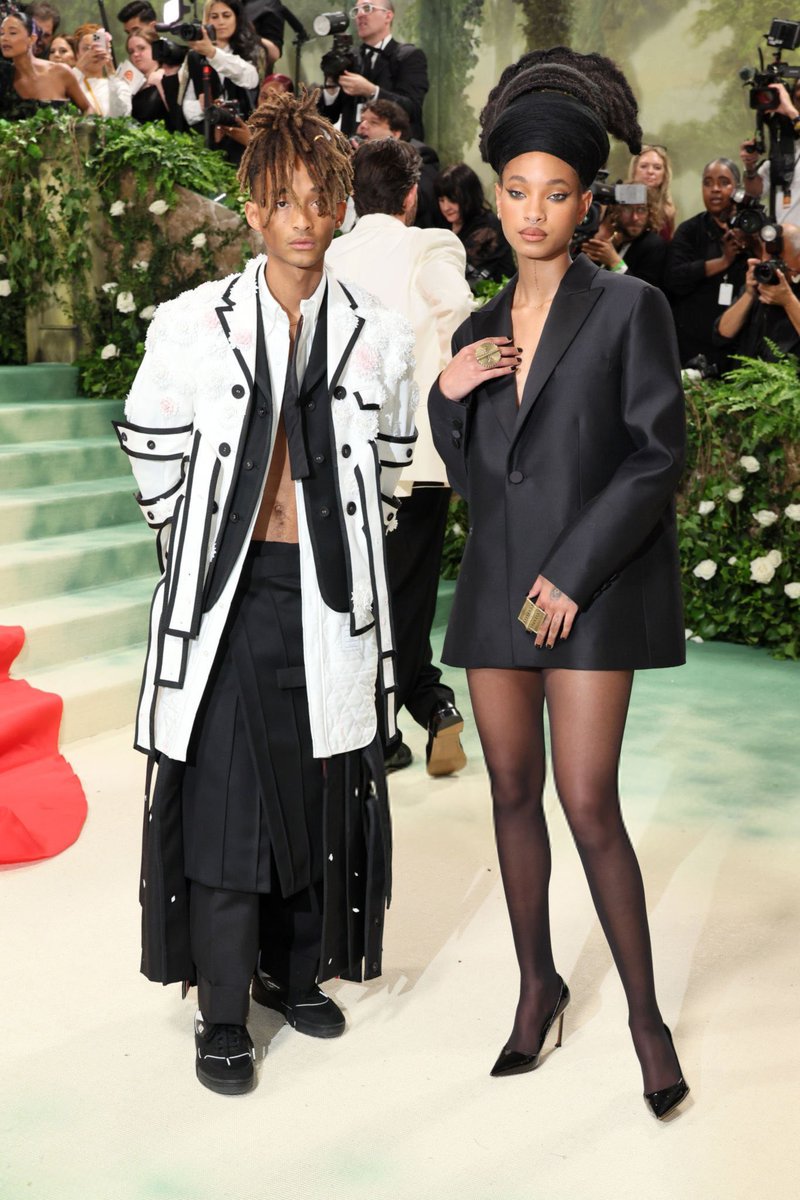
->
[571, 174, 648, 248]
[314, 11, 359, 82]
[753, 258, 787, 284]
[206, 98, 243, 128]
[150, 36, 188, 67]
[154, 20, 217, 43]
[740, 18, 800, 111]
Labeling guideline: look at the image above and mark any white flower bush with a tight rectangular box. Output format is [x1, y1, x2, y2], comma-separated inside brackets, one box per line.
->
[750, 556, 776, 584]
[727, 486, 744, 503]
[109, 200, 126, 217]
[785, 503, 800, 521]
[101, 281, 118, 294]
[698, 500, 715, 515]
[727, 556, 737, 565]
[139, 305, 156, 320]
[739, 455, 760, 473]
[191, 232, 207, 249]
[753, 509, 778, 527]
[693, 559, 717, 580]
[133, 260, 149, 272]
[0, 279, 11, 297]
[116, 291, 136, 314]
[784, 582, 800, 599]
[148, 199, 169, 216]
[766, 550, 783, 568]
[100, 343, 119, 359]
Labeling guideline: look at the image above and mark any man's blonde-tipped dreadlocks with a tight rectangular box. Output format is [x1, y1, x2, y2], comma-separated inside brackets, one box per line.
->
[237, 87, 354, 218]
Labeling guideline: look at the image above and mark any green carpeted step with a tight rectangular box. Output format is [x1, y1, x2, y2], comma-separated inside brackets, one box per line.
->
[0, 437, 126, 488]
[0, 477, 138, 543]
[0, 364, 80, 404]
[6, 577, 155, 673]
[23, 644, 147, 743]
[0, 399, 122, 444]
[0, 525, 156, 606]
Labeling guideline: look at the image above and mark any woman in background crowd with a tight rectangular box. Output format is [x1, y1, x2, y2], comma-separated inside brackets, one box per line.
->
[665, 157, 749, 371]
[47, 32, 76, 67]
[126, 29, 184, 130]
[180, 0, 262, 163]
[435, 162, 516, 289]
[0, 6, 89, 117]
[73, 22, 132, 116]
[629, 144, 676, 240]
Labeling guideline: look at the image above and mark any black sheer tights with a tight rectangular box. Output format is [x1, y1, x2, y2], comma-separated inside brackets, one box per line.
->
[468, 667, 680, 1093]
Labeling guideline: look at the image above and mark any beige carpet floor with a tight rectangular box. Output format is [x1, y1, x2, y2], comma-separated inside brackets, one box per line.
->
[2, 640, 798, 1200]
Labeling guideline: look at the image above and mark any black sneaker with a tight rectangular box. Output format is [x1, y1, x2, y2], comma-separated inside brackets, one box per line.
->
[194, 1014, 255, 1095]
[251, 970, 346, 1039]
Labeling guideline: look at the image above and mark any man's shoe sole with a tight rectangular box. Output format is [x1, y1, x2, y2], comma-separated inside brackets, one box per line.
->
[427, 718, 466, 777]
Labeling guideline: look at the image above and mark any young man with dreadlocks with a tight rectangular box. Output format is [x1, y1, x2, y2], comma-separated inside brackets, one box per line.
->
[115, 89, 417, 1095]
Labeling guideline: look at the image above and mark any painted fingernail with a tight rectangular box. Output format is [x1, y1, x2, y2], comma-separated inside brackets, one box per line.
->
[511, 366, 518, 371]
[517, 346, 523, 352]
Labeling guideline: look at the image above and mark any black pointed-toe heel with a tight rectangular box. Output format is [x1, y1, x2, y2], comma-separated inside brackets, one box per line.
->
[490, 977, 570, 1077]
[643, 1025, 690, 1120]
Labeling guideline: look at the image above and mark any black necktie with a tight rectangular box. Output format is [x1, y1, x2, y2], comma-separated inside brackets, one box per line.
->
[281, 315, 310, 481]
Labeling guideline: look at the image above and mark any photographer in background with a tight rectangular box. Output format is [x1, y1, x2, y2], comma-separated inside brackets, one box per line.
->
[180, 0, 263, 163]
[30, 1, 58, 55]
[740, 81, 800, 225]
[118, 1, 157, 38]
[665, 157, 749, 370]
[581, 188, 667, 289]
[319, 1, 428, 140]
[243, 0, 283, 68]
[714, 223, 800, 364]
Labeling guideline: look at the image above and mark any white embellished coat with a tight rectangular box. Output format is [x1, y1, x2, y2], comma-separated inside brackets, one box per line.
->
[116, 256, 417, 762]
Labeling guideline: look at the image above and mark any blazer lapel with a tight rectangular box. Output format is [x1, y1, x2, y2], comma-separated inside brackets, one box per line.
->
[326, 271, 364, 394]
[471, 281, 517, 443]
[512, 256, 603, 443]
[214, 256, 261, 396]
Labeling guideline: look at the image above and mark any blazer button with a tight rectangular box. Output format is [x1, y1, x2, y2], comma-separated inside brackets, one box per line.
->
[231, 384, 245, 399]
[219, 442, 231, 456]
[120, 431, 128, 441]
[406, 448, 413, 458]
[212, 502, 219, 514]
[229, 512, 240, 523]
[341, 444, 351, 458]
[307, 400, 317, 411]
[320, 506, 331, 518]
[509, 469, 524, 484]
[244, 458, 255, 470]
[346, 501, 357, 515]
[147, 439, 156, 450]
[452, 432, 462, 448]
[257, 406, 267, 417]
[452, 417, 463, 430]
[146, 511, 154, 520]
[333, 385, 346, 399]
[314, 452, 325, 465]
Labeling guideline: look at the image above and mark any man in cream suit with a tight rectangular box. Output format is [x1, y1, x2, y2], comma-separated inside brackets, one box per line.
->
[327, 138, 474, 776]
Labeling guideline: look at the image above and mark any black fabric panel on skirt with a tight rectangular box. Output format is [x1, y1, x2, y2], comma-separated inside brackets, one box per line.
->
[140, 754, 195, 985]
[182, 541, 324, 896]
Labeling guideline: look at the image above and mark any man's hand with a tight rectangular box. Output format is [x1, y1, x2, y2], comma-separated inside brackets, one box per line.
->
[765, 81, 799, 121]
[721, 228, 746, 267]
[582, 236, 622, 269]
[338, 70, 375, 98]
[757, 267, 795, 307]
[192, 29, 217, 59]
[740, 140, 759, 173]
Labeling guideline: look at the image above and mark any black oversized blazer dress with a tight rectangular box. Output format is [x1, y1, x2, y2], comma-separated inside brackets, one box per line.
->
[428, 254, 687, 671]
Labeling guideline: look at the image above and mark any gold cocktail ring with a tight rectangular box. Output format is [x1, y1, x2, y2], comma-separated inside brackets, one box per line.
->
[475, 340, 502, 369]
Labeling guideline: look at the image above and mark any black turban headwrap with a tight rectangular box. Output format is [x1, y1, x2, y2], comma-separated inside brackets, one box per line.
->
[485, 91, 609, 189]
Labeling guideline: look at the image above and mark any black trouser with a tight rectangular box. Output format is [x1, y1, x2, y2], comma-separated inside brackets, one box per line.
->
[190, 879, 324, 1025]
[385, 484, 455, 736]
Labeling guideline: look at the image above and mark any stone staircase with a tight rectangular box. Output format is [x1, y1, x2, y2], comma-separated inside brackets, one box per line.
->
[0, 365, 158, 743]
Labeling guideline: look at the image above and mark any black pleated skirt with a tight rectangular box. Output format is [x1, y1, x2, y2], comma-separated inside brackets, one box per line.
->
[181, 541, 323, 895]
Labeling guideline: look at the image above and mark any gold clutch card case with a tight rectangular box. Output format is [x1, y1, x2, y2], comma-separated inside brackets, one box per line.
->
[518, 597, 547, 634]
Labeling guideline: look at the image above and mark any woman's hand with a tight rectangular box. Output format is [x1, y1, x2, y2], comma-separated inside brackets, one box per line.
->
[528, 575, 578, 649]
[192, 30, 217, 59]
[438, 337, 521, 402]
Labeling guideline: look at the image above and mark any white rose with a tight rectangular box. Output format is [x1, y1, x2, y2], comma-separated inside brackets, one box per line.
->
[148, 199, 169, 216]
[0, 279, 11, 297]
[784, 503, 800, 521]
[139, 305, 156, 321]
[684, 628, 694, 640]
[698, 500, 716, 515]
[101, 281, 118, 294]
[451, 523, 463, 537]
[690, 635, 704, 643]
[727, 556, 737, 565]
[739, 455, 760, 473]
[784, 582, 800, 599]
[116, 291, 136, 314]
[693, 559, 717, 581]
[100, 343, 119, 360]
[109, 200, 126, 216]
[133, 260, 149, 272]
[766, 549, 783, 568]
[727, 486, 744, 503]
[750, 556, 776, 584]
[191, 232, 207, 249]
[0, 253, 6, 263]
[753, 509, 778, 527]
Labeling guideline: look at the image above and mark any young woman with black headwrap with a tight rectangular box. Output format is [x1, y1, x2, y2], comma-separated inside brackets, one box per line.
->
[429, 48, 690, 1120]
